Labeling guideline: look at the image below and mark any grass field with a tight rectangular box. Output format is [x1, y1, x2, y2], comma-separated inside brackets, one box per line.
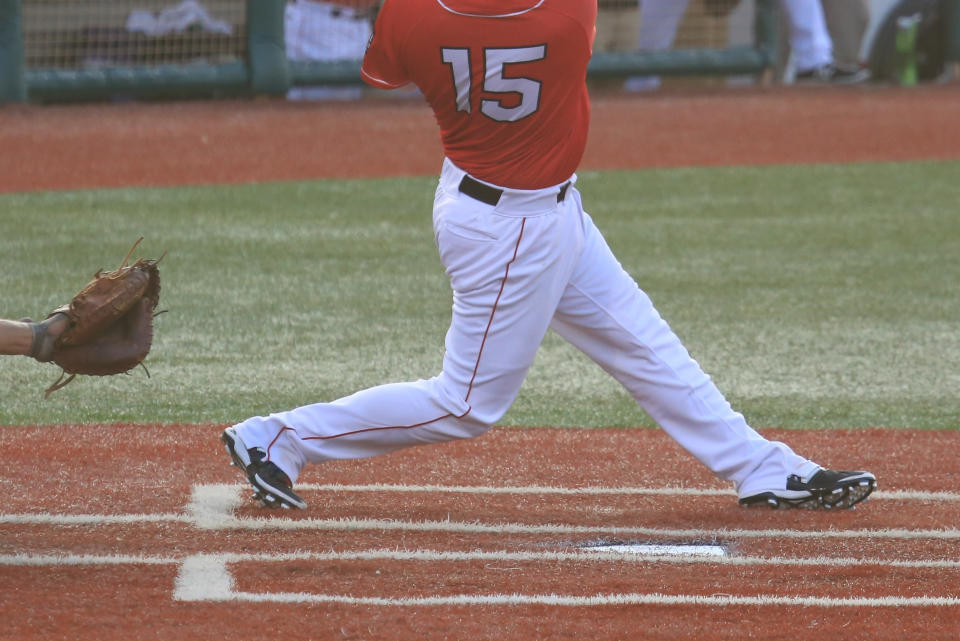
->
[1, 160, 957, 428]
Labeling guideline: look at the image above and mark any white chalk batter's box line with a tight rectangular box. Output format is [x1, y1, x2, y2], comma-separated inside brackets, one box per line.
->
[4, 483, 960, 541]
[5, 483, 960, 609]
[171, 552, 960, 607]
[2, 550, 960, 608]
[292, 483, 960, 503]
[179, 482, 960, 542]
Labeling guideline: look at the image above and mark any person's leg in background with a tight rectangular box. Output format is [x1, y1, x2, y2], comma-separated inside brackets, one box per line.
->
[780, 0, 870, 83]
[820, 0, 870, 73]
[780, 0, 833, 75]
[624, 0, 692, 91]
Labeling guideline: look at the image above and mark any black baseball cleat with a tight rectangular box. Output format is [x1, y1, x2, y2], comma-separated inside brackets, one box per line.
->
[221, 426, 307, 510]
[794, 63, 871, 85]
[739, 468, 876, 510]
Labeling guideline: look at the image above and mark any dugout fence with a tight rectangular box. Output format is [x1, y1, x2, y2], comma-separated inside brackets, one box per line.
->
[1, 0, 959, 104]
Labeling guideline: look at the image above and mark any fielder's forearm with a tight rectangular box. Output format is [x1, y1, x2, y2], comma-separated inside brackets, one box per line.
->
[0, 319, 34, 356]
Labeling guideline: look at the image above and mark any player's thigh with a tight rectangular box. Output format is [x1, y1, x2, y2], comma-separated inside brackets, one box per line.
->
[435, 201, 580, 422]
[549, 212, 688, 379]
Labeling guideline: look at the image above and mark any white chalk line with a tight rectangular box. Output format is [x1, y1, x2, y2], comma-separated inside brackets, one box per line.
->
[0, 553, 176, 566]
[208, 591, 960, 608]
[170, 553, 960, 608]
[217, 514, 960, 541]
[295, 483, 960, 503]
[2, 482, 959, 542]
[7, 481, 960, 610]
[583, 543, 725, 557]
[6, 549, 959, 608]
[7, 548, 960, 570]
[174, 554, 233, 601]
[1, 482, 954, 528]
[189, 483, 960, 540]
[196, 549, 960, 569]
[0, 513, 189, 525]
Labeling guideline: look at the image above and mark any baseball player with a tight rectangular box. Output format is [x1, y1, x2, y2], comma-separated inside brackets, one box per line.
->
[223, 0, 875, 511]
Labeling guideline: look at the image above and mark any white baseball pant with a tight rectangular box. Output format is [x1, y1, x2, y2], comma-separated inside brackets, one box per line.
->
[780, 0, 834, 72]
[232, 158, 819, 498]
[624, 0, 692, 92]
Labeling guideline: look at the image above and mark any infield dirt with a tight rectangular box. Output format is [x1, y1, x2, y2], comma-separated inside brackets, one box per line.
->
[2, 84, 960, 193]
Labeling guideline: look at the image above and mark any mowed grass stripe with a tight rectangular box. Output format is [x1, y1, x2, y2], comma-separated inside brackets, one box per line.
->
[1, 161, 957, 427]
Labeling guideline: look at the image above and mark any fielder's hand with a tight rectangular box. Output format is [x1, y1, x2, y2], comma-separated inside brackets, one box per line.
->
[37, 238, 165, 397]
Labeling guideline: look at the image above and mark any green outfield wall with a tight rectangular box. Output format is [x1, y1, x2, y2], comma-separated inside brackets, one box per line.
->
[0, 0, 26, 102]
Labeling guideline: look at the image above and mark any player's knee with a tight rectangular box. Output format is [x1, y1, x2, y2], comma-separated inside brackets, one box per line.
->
[432, 376, 505, 437]
[451, 413, 495, 440]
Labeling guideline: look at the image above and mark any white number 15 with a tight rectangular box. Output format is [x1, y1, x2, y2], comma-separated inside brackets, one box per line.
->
[441, 45, 546, 122]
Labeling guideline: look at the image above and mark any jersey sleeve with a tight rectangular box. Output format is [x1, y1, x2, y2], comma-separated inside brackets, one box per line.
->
[360, 0, 410, 89]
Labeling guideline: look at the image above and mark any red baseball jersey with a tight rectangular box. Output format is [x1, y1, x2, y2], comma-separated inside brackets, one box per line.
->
[361, 0, 596, 189]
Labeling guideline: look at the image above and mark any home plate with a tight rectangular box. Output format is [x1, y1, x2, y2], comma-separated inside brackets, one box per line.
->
[580, 543, 727, 557]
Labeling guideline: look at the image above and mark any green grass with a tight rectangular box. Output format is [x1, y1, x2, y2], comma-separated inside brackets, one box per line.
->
[1, 160, 957, 428]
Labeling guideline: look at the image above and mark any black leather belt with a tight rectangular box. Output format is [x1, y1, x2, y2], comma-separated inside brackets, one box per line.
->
[329, 7, 368, 20]
[459, 175, 570, 206]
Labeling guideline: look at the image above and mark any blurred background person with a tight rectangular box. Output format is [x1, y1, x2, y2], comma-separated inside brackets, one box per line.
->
[624, 0, 693, 92]
[595, 0, 643, 54]
[621, 0, 871, 91]
[821, 0, 871, 75]
[284, 0, 377, 100]
[784, 0, 871, 82]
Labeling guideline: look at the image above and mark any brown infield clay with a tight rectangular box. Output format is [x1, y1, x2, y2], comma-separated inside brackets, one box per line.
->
[3, 424, 960, 640]
[2, 85, 960, 639]
[1, 84, 959, 192]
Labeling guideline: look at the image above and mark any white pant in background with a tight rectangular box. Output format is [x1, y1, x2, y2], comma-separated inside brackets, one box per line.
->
[284, 0, 371, 101]
[625, 0, 692, 91]
[233, 159, 820, 498]
[780, 0, 833, 72]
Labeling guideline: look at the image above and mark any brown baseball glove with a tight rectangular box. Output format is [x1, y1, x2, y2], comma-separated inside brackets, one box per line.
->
[35, 238, 165, 397]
